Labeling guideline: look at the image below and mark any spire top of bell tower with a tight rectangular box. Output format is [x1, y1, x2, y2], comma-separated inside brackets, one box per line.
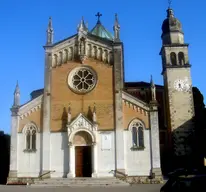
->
[168, 0, 172, 8]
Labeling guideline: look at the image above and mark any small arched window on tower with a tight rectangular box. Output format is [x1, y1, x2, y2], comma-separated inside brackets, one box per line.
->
[170, 52, 177, 65]
[129, 119, 145, 150]
[24, 124, 37, 152]
[178, 52, 185, 65]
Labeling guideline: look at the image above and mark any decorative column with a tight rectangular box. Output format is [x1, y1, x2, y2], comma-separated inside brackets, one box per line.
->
[8, 82, 20, 180]
[149, 76, 162, 178]
[92, 141, 98, 177]
[67, 143, 75, 178]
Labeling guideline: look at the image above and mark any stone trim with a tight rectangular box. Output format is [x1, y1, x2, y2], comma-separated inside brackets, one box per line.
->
[122, 91, 150, 111]
[67, 113, 98, 144]
[19, 95, 43, 120]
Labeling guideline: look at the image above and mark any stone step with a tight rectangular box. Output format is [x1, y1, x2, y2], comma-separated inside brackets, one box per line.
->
[31, 177, 130, 187]
[35, 182, 124, 185]
[30, 183, 129, 187]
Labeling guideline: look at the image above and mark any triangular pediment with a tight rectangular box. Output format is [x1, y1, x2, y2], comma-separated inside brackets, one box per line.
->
[68, 113, 97, 134]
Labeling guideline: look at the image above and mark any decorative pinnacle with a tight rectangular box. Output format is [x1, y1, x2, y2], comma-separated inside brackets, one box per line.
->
[47, 17, 53, 31]
[150, 75, 155, 87]
[77, 16, 88, 32]
[95, 12, 102, 24]
[114, 13, 120, 27]
[14, 80, 20, 94]
[93, 103, 96, 113]
[68, 104, 71, 113]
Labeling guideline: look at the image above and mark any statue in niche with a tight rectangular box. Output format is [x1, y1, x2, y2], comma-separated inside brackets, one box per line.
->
[94, 47, 97, 59]
[87, 44, 91, 57]
[98, 48, 102, 61]
[91, 47, 95, 58]
[103, 50, 108, 63]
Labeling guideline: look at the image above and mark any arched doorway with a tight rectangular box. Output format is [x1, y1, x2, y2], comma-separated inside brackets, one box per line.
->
[73, 131, 93, 177]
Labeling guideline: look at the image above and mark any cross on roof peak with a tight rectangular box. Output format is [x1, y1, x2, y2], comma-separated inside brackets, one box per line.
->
[95, 12, 102, 23]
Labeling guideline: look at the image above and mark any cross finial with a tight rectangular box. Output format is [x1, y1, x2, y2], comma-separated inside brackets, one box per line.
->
[95, 12, 102, 23]
[168, 0, 172, 8]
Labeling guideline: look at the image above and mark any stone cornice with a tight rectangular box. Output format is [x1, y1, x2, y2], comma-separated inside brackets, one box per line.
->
[122, 91, 150, 111]
[19, 95, 43, 120]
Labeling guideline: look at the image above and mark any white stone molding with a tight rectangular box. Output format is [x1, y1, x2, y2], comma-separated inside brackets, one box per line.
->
[22, 122, 40, 134]
[67, 113, 97, 144]
[128, 118, 146, 131]
[122, 91, 150, 111]
[19, 95, 43, 120]
[67, 113, 98, 178]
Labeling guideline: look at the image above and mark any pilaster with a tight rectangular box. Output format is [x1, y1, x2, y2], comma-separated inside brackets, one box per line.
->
[149, 103, 162, 177]
[8, 106, 19, 178]
[42, 47, 52, 173]
[113, 42, 125, 173]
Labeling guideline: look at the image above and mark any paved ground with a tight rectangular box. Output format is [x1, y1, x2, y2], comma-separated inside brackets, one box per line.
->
[0, 184, 163, 192]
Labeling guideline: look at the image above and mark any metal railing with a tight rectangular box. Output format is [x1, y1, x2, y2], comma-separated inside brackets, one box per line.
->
[38, 170, 55, 180]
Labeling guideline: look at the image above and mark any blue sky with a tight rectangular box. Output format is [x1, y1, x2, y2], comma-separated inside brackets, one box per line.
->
[1, 0, 205, 134]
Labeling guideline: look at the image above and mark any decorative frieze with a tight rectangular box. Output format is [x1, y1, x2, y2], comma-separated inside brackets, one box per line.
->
[19, 95, 43, 120]
[122, 99, 148, 116]
[51, 35, 113, 67]
[20, 104, 41, 120]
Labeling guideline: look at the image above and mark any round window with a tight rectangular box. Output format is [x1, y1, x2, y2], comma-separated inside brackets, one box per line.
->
[68, 67, 97, 94]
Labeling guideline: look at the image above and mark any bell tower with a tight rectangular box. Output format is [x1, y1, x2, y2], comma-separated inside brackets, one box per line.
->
[160, 8, 195, 158]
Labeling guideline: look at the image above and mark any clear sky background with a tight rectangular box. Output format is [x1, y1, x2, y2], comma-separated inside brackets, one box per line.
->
[0, 0, 205, 134]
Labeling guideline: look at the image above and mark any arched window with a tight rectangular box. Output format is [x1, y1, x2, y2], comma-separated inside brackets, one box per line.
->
[170, 52, 177, 65]
[24, 124, 37, 152]
[132, 127, 138, 146]
[138, 127, 144, 147]
[178, 52, 185, 65]
[129, 119, 145, 150]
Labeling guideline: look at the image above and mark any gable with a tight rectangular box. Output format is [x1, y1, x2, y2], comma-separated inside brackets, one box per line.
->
[68, 113, 97, 134]
[19, 94, 43, 119]
[122, 91, 150, 129]
[122, 91, 150, 111]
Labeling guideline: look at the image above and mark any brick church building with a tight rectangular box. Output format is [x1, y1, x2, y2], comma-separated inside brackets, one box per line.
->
[8, 7, 194, 183]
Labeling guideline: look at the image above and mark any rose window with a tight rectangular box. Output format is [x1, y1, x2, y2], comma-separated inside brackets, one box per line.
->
[68, 67, 97, 94]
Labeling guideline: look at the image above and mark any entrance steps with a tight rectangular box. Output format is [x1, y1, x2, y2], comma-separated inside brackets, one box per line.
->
[30, 177, 130, 187]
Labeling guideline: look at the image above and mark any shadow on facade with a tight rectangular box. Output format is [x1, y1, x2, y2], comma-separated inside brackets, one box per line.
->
[160, 87, 206, 176]
[61, 107, 69, 177]
[0, 132, 10, 184]
[61, 107, 68, 131]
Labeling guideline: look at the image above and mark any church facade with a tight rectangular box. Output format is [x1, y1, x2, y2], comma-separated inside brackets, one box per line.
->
[8, 8, 194, 182]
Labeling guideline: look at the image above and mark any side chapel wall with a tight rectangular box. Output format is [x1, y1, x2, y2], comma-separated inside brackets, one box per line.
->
[123, 101, 152, 176]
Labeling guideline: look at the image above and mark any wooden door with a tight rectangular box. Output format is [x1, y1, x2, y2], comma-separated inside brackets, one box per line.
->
[75, 146, 92, 177]
[75, 146, 84, 177]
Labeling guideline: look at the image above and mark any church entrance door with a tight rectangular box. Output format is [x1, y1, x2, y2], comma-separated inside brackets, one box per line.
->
[75, 146, 92, 177]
